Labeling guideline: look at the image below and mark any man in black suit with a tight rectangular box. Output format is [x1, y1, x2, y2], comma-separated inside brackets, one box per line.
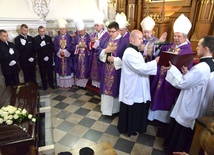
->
[14, 24, 36, 83]
[0, 29, 20, 86]
[34, 26, 55, 90]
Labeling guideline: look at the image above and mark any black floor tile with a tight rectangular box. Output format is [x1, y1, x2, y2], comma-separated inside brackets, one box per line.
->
[82, 129, 103, 142]
[55, 110, 72, 120]
[85, 92, 95, 97]
[114, 138, 135, 154]
[53, 95, 67, 101]
[52, 89, 65, 95]
[70, 93, 82, 99]
[105, 124, 120, 137]
[56, 121, 75, 132]
[78, 117, 96, 128]
[58, 133, 80, 148]
[74, 107, 91, 116]
[67, 87, 79, 93]
[136, 134, 156, 147]
[88, 97, 101, 104]
[98, 115, 114, 124]
[54, 102, 69, 110]
[151, 148, 168, 155]
[93, 105, 101, 112]
[72, 99, 85, 106]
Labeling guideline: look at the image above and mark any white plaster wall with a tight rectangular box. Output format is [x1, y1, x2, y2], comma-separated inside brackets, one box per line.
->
[47, 0, 100, 20]
[0, 0, 108, 21]
[0, 0, 39, 20]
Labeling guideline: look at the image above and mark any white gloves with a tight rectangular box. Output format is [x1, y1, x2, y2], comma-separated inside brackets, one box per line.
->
[43, 56, 49, 61]
[28, 57, 34, 62]
[9, 48, 14, 55]
[9, 60, 16, 66]
[40, 40, 46, 47]
[20, 38, 26, 46]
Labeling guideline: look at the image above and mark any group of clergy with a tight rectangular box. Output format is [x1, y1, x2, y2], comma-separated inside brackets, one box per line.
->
[116, 14, 214, 155]
[1, 11, 214, 154]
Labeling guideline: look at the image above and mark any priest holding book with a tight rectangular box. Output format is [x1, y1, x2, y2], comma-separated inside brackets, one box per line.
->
[148, 14, 194, 123]
[163, 35, 214, 154]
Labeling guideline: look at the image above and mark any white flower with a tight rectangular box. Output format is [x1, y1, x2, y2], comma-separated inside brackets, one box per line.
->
[8, 115, 13, 120]
[2, 111, 8, 117]
[3, 116, 8, 121]
[0, 109, 3, 115]
[32, 118, 36, 122]
[22, 109, 27, 115]
[0, 118, 3, 124]
[0, 105, 36, 125]
[13, 114, 19, 120]
[1, 106, 6, 111]
[16, 110, 21, 114]
[6, 119, 13, 125]
[8, 106, 17, 114]
[28, 114, 32, 119]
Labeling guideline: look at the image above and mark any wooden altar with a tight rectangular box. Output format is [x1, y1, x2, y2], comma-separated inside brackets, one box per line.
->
[0, 83, 39, 155]
[116, 0, 214, 52]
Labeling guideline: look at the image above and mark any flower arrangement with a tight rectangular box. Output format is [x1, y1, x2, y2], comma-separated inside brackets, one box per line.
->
[0, 105, 36, 125]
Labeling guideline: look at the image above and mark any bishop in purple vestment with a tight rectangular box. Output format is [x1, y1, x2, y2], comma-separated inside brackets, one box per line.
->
[148, 14, 194, 123]
[115, 12, 130, 42]
[73, 19, 90, 88]
[89, 13, 109, 88]
[54, 18, 74, 88]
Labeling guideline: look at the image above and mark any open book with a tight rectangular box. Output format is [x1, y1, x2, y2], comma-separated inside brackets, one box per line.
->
[158, 51, 196, 68]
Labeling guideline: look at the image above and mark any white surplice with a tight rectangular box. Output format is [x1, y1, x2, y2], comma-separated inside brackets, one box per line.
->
[119, 47, 157, 105]
[166, 60, 211, 129]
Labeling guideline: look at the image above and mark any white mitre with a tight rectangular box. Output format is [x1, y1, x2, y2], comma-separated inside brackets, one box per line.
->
[57, 18, 67, 28]
[94, 12, 104, 25]
[75, 19, 85, 31]
[173, 14, 192, 35]
[140, 16, 155, 31]
[115, 12, 127, 29]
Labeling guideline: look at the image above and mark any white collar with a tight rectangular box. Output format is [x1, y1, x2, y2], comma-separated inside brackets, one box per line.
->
[111, 34, 121, 40]
[176, 41, 188, 48]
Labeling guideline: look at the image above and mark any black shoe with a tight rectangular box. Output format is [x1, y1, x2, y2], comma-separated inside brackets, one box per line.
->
[49, 85, 55, 89]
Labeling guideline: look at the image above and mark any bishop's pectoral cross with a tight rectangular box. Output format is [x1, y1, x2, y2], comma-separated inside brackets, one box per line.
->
[15, 85, 25, 94]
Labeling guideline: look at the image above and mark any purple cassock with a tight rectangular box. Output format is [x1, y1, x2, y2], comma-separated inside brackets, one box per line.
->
[150, 43, 193, 111]
[54, 34, 74, 76]
[122, 31, 130, 42]
[97, 36, 129, 97]
[73, 33, 91, 79]
[89, 30, 109, 82]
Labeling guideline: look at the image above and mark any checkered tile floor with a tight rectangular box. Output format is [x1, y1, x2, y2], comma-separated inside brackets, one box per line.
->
[40, 87, 168, 155]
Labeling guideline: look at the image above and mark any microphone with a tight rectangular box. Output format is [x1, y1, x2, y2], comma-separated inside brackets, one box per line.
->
[154, 41, 170, 45]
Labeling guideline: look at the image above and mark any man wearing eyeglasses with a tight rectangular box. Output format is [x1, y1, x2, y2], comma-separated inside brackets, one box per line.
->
[97, 21, 129, 116]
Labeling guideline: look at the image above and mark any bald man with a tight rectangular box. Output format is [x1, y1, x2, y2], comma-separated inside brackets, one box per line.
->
[118, 30, 159, 137]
